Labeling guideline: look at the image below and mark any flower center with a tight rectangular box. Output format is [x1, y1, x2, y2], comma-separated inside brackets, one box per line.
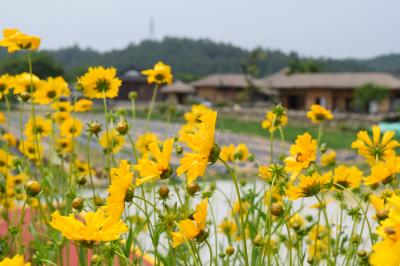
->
[95, 79, 110, 92]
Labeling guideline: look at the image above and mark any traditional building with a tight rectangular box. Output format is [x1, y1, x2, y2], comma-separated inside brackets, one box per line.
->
[160, 81, 195, 104]
[263, 72, 400, 113]
[192, 74, 276, 103]
[117, 67, 156, 101]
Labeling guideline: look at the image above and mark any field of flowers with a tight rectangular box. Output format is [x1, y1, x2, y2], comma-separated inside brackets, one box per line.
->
[0, 28, 398, 266]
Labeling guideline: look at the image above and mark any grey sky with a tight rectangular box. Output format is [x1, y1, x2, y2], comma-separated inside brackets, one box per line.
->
[1, 0, 399, 58]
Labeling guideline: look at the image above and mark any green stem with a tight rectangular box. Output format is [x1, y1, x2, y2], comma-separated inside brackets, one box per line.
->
[86, 133, 96, 201]
[205, 239, 213, 266]
[145, 84, 159, 127]
[316, 194, 332, 265]
[102, 95, 111, 180]
[17, 200, 27, 254]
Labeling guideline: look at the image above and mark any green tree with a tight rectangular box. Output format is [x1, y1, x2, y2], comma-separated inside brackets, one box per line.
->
[355, 83, 389, 113]
[0, 52, 64, 79]
[288, 59, 323, 74]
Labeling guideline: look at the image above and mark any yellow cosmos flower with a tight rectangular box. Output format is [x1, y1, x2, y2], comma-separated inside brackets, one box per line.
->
[34, 77, 69, 104]
[52, 111, 72, 125]
[134, 138, 174, 186]
[74, 159, 92, 177]
[320, 150, 336, 167]
[0, 254, 30, 266]
[258, 165, 273, 181]
[77, 66, 121, 99]
[370, 196, 400, 266]
[99, 130, 125, 154]
[232, 200, 251, 215]
[49, 208, 128, 242]
[19, 138, 43, 162]
[285, 171, 332, 200]
[1, 133, 17, 147]
[104, 160, 134, 219]
[0, 74, 13, 99]
[142, 61, 173, 85]
[306, 104, 333, 124]
[74, 98, 93, 112]
[0, 112, 5, 124]
[370, 193, 392, 221]
[220, 143, 249, 162]
[171, 198, 208, 248]
[284, 133, 317, 179]
[218, 218, 237, 238]
[177, 110, 218, 184]
[24, 116, 52, 138]
[0, 28, 40, 53]
[261, 111, 288, 132]
[351, 125, 399, 165]
[135, 132, 159, 155]
[364, 156, 400, 186]
[13, 72, 41, 95]
[264, 187, 282, 206]
[288, 213, 305, 230]
[60, 117, 83, 138]
[0, 149, 14, 174]
[55, 137, 73, 155]
[332, 165, 363, 189]
[51, 101, 73, 112]
[184, 104, 211, 124]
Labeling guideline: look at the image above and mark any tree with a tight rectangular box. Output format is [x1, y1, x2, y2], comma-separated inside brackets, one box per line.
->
[288, 59, 323, 74]
[0, 52, 64, 79]
[354, 83, 389, 113]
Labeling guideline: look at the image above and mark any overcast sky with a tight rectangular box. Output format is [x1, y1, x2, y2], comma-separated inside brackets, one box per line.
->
[2, 0, 399, 59]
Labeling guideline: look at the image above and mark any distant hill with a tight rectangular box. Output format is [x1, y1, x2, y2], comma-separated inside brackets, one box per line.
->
[1, 37, 400, 81]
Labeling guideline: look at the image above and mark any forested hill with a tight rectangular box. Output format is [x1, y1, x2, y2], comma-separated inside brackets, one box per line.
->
[1, 37, 400, 81]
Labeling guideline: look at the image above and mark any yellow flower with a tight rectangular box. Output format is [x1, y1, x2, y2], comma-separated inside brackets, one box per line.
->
[284, 133, 317, 179]
[134, 138, 174, 186]
[34, 77, 69, 104]
[74, 98, 93, 112]
[51, 101, 73, 112]
[0, 112, 5, 124]
[0, 254, 30, 266]
[55, 137, 73, 156]
[104, 160, 134, 219]
[370, 193, 391, 221]
[332, 165, 363, 189]
[49, 208, 128, 242]
[365, 156, 400, 186]
[258, 165, 273, 181]
[24, 116, 52, 138]
[232, 200, 251, 215]
[19, 138, 43, 162]
[0, 149, 14, 174]
[261, 111, 288, 132]
[13, 72, 41, 95]
[320, 150, 336, 167]
[306, 104, 333, 124]
[52, 111, 72, 125]
[285, 172, 332, 200]
[177, 110, 218, 184]
[218, 218, 237, 238]
[171, 198, 208, 248]
[288, 213, 305, 230]
[74, 159, 92, 177]
[0, 28, 40, 53]
[60, 117, 83, 138]
[142, 61, 173, 85]
[135, 132, 159, 155]
[99, 130, 125, 154]
[184, 104, 211, 125]
[0, 74, 13, 99]
[77, 66, 121, 99]
[220, 143, 249, 162]
[264, 187, 282, 206]
[352, 125, 399, 165]
[1, 133, 17, 147]
[370, 196, 400, 266]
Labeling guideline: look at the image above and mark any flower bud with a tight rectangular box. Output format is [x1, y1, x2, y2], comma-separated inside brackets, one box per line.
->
[94, 196, 104, 206]
[124, 188, 134, 202]
[128, 91, 138, 100]
[25, 180, 41, 197]
[160, 167, 172, 180]
[76, 176, 87, 186]
[91, 254, 101, 264]
[175, 145, 183, 155]
[357, 250, 367, 258]
[71, 197, 84, 211]
[159, 185, 170, 199]
[225, 246, 235, 256]
[19, 92, 31, 102]
[87, 121, 102, 136]
[253, 234, 263, 247]
[270, 202, 283, 216]
[115, 121, 129, 135]
[187, 182, 200, 196]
